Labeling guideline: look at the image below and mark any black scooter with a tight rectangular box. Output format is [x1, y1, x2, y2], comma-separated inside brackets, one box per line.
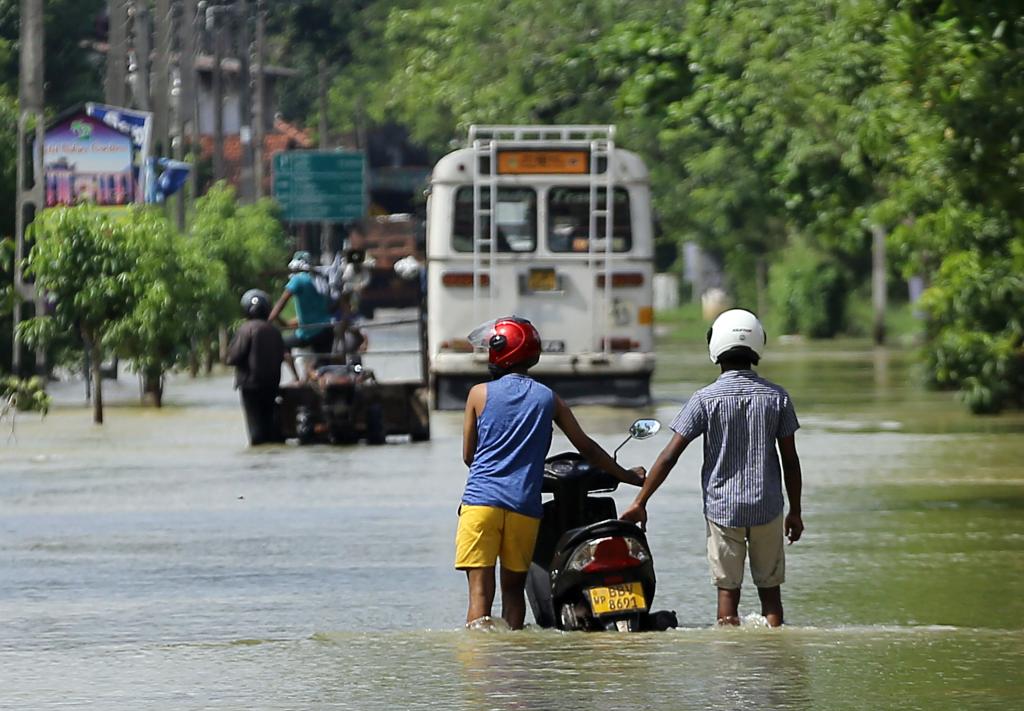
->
[526, 419, 678, 632]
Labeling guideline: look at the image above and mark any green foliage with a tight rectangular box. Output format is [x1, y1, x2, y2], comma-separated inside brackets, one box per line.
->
[266, 0, 404, 126]
[190, 182, 288, 304]
[300, 0, 1024, 412]
[19, 205, 142, 351]
[0, 89, 16, 240]
[768, 238, 848, 338]
[0, 374, 49, 414]
[106, 208, 229, 381]
[377, 0, 680, 151]
[0, 0, 105, 107]
[918, 245, 1024, 414]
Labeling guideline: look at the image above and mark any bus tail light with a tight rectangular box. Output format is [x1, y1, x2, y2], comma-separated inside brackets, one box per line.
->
[442, 272, 490, 287]
[597, 272, 644, 288]
[601, 337, 640, 352]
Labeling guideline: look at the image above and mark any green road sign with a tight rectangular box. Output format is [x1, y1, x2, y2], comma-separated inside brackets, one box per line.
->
[272, 150, 365, 222]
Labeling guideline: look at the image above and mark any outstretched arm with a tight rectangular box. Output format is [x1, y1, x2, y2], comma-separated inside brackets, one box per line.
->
[778, 435, 804, 543]
[552, 396, 645, 485]
[620, 432, 691, 531]
[268, 290, 292, 327]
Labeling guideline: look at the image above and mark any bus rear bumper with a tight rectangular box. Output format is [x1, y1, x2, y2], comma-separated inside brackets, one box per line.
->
[431, 352, 655, 410]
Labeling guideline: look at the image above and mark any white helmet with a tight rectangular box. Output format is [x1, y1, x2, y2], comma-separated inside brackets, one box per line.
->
[707, 309, 766, 364]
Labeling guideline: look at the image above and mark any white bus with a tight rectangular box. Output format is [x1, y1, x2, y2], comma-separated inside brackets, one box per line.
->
[426, 125, 656, 410]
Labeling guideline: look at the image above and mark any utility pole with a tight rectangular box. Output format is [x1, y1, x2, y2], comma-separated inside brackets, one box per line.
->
[13, 0, 45, 375]
[319, 58, 332, 257]
[129, 1, 151, 111]
[106, 0, 129, 105]
[206, 4, 227, 182]
[175, 0, 199, 229]
[152, 0, 173, 158]
[237, 0, 255, 202]
[252, 0, 266, 198]
[210, 4, 225, 183]
[188, 0, 202, 202]
[871, 224, 888, 345]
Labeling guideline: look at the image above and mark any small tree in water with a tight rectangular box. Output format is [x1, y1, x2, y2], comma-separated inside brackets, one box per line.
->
[108, 209, 228, 406]
[19, 206, 142, 424]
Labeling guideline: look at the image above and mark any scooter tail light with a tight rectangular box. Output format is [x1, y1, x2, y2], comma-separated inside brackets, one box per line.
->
[565, 536, 649, 574]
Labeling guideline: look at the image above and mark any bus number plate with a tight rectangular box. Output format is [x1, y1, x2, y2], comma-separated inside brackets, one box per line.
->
[528, 268, 558, 292]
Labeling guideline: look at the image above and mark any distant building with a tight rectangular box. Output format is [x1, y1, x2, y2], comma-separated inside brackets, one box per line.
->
[198, 115, 313, 196]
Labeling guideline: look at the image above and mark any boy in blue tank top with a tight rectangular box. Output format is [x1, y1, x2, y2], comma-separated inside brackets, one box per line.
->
[456, 317, 646, 629]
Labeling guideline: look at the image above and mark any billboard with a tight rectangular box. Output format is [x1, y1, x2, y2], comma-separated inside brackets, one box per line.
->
[43, 112, 137, 209]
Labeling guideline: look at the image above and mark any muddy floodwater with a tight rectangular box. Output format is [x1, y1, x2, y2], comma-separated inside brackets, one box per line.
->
[2, 333, 1023, 709]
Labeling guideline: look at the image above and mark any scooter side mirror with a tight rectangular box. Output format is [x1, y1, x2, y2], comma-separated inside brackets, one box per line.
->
[613, 418, 662, 460]
[629, 418, 661, 440]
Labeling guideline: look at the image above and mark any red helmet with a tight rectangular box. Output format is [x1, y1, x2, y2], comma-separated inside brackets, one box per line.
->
[489, 316, 542, 370]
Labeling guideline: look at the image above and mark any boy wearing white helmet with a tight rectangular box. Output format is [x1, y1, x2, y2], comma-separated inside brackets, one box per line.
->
[621, 308, 804, 626]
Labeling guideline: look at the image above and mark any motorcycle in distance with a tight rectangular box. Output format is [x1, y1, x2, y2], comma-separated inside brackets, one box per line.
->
[526, 418, 679, 632]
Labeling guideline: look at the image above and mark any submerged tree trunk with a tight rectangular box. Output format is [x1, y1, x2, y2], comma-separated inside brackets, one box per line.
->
[142, 367, 164, 407]
[87, 339, 104, 425]
[871, 224, 888, 345]
[218, 326, 229, 365]
[188, 337, 200, 377]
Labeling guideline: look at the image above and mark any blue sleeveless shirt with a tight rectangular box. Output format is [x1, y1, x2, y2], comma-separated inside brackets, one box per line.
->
[462, 374, 555, 518]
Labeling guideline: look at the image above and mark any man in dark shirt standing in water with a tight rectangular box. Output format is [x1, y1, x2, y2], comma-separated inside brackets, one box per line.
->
[226, 289, 286, 445]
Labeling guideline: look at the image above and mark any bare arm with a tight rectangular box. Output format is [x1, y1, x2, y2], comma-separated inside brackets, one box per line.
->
[552, 396, 644, 485]
[620, 432, 692, 530]
[267, 290, 292, 327]
[778, 434, 804, 543]
[462, 384, 486, 467]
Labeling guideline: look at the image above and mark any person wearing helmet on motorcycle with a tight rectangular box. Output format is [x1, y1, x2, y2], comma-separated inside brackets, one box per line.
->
[268, 250, 334, 381]
[620, 308, 804, 627]
[226, 289, 286, 445]
[457, 316, 647, 630]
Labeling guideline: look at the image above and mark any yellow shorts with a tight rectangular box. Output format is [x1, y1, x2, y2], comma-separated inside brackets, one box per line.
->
[454, 504, 541, 573]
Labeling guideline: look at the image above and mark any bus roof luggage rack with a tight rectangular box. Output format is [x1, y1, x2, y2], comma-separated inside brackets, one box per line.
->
[468, 125, 616, 146]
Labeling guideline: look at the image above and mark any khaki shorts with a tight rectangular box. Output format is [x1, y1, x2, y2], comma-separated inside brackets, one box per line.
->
[706, 514, 785, 589]
[454, 504, 541, 573]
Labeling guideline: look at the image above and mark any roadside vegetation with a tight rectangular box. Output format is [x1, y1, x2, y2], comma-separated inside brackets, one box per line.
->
[296, 0, 1021, 413]
[0, 1, 1019, 414]
[16, 186, 286, 424]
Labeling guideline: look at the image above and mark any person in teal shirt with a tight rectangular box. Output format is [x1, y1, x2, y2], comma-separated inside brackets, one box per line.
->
[268, 251, 335, 380]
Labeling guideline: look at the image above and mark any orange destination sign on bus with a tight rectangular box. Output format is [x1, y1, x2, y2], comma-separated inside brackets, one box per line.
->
[497, 150, 589, 175]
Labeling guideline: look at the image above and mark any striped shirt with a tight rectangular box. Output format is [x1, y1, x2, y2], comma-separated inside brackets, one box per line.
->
[670, 369, 800, 527]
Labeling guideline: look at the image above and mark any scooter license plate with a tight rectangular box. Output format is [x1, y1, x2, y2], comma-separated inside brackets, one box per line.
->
[586, 582, 647, 616]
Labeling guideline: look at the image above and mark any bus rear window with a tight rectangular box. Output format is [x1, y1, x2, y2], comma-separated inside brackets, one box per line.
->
[453, 187, 537, 253]
[548, 187, 632, 253]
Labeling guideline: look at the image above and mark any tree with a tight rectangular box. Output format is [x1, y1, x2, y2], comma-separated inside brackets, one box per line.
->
[190, 182, 288, 306]
[0, 0, 105, 107]
[106, 209, 229, 406]
[376, 0, 680, 151]
[18, 205, 143, 424]
[264, 0, 386, 128]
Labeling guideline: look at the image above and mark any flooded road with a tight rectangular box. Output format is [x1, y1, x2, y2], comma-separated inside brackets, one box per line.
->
[2, 332, 1023, 709]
